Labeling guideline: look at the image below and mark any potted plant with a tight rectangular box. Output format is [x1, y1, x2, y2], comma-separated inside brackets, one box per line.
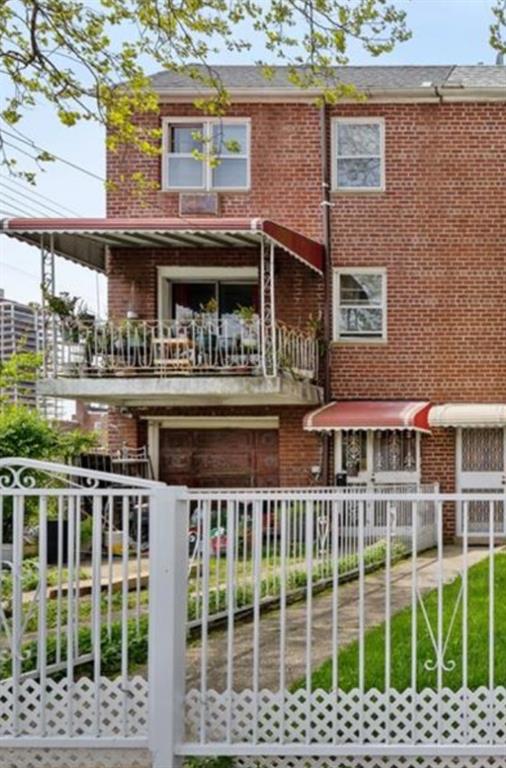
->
[195, 298, 218, 366]
[234, 305, 258, 349]
[113, 319, 152, 373]
[43, 290, 95, 372]
[233, 305, 259, 368]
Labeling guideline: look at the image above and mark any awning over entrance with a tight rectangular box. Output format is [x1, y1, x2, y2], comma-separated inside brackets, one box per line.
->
[429, 403, 506, 428]
[1, 216, 324, 275]
[303, 400, 432, 432]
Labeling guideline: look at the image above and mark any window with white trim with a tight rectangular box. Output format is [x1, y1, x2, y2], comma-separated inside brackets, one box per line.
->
[334, 268, 386, 341]
[164, 119, 250, 191]
[333, 118, 384, 191]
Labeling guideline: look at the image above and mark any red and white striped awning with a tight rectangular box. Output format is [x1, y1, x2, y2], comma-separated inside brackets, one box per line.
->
[1, 217, 324, 275]
[304, 401, 432, 433]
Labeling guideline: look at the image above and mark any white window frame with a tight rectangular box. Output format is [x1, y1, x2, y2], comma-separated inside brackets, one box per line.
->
[331, 117, 385, 192]
[162, 116, 251, 192]
[333, 266, 387, 343]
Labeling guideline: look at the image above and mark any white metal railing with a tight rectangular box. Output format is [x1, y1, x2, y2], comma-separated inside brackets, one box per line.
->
[4, 470, 506, 766]
[46, 317, 318, 380]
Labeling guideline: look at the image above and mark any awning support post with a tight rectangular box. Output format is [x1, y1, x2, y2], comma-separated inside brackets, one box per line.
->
[39, 234, 58, 417]
[260, 237, 277, 377]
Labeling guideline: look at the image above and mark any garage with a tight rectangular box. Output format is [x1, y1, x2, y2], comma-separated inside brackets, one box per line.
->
[158, 428, 279, 488]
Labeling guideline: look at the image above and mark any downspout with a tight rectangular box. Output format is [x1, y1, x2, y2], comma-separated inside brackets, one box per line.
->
[320, 103, 332, 485]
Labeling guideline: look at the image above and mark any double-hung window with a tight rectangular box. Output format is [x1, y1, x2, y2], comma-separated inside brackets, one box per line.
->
[333, 118, 384, 191]
[334, 268, 386, 341]
[164, 118, 250, 191]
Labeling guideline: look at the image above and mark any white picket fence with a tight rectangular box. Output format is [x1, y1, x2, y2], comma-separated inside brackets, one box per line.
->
[1, 459, 506, 767]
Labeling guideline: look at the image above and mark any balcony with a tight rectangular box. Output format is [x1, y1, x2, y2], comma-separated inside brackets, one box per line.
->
[38, 317, 322, 406]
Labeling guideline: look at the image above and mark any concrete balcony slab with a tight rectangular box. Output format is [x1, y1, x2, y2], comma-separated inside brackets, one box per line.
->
[38, 374, 322, 407]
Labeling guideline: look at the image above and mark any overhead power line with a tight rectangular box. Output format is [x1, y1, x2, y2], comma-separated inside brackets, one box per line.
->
[0, 201, 43, 217]
[0, 185, 67, 218]
[0, 192, 55, 218]
[2, 130, 105, 182]
[0, 173, 82, 217]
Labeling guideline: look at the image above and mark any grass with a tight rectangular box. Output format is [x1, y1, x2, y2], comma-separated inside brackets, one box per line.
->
[307, 550, 506, 693]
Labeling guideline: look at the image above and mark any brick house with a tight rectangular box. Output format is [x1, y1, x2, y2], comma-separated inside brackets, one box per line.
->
[3, 64, 506, 538]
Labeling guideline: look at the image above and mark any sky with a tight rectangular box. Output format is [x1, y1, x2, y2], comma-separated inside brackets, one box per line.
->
[0, 0, 501, 315]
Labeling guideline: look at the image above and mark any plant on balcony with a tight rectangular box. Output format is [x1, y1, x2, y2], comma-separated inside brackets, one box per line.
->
[307, 312, 325, 357]
[112, 319, 153, 370]
[234, 305, 258, 351]
[194, 298, 219, 366]
[43, 290, 94, 343]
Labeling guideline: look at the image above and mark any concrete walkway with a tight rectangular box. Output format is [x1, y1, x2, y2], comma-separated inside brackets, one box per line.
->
[186, 544, 494, 691]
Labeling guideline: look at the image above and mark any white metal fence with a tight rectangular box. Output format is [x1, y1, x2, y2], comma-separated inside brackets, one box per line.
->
[3, 462, 506, 767]
[187, 484, 438, 629]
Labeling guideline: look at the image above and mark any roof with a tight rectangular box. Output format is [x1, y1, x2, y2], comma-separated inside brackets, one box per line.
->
[150, 65, 506, 98]
[150, 65, 453, 92]
[0, 217, 324, 274]
[303, 401, 432, 432]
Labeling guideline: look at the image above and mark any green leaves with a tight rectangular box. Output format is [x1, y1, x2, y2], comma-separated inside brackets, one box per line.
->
[0, 0, 412, 180]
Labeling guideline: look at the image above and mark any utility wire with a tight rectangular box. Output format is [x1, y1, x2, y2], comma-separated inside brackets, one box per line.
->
[0, 201, 44, 217]
[0, 186, 66, 218]
[0, 185, 72, 218]
[0, 192, 55, 218]
[2, 132, 105, 182]
[0, 173, 82, 216]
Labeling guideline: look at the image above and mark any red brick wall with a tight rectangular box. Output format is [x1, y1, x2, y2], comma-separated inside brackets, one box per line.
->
[421, 428, 456, 540]
[105, 99, 506, 516]
[107, 247, 322, 333]
[107, 103, 323, 241]
[329, 102, 506, 405]
[108, 408, 142, 453]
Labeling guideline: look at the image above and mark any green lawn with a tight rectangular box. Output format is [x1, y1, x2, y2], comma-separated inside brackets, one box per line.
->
[308, 550, 506, 693]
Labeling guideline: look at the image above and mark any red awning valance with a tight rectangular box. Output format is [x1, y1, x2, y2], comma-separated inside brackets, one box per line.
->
[304, 401, 432, 433]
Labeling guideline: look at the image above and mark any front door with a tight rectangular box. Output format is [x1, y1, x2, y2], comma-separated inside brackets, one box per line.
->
[457, 427, 506, 535]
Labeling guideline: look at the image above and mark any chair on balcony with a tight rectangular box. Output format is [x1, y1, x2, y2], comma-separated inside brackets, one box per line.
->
[152, 334, 195, 372]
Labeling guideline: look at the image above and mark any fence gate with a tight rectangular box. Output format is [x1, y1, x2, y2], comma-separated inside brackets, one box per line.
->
[0, 457, 166, 768]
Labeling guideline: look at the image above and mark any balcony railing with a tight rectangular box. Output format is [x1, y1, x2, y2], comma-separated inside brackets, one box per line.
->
[47, 317, 319, 380]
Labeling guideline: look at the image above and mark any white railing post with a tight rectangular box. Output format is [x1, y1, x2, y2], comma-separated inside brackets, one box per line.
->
[149, 485, 188, 768]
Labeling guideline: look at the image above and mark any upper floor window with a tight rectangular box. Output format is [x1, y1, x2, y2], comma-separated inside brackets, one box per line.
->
[163, 118, 250, 191]
[332, 118, 384, 191]
[334, 268, 386, 342]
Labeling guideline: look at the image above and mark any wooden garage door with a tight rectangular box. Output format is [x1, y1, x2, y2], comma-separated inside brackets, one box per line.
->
[159, 428, 279, 488]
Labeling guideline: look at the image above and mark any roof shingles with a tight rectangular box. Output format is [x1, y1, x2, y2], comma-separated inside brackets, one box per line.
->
[149, 64, 506, 93]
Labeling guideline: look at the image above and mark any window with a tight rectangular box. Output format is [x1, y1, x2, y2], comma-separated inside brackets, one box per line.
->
[164, 119, 250, 191]
[334, 268, 386, 341]
[170, 280, 258, 323]
[338, 430, 420, 482]
[333, 118, 384, 191]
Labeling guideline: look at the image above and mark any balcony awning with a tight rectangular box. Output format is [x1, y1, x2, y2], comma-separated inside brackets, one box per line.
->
[429, 403, 506, 428]
[1, 217, 324, 275]
[304, 400, 432, 433]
